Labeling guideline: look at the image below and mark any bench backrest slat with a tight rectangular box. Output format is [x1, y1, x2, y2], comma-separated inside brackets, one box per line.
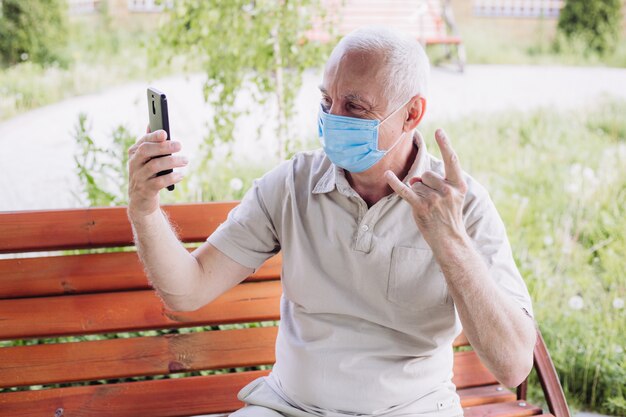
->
[0, 328, 481, 390]
[0, 370, 266, 417]
[0, 281, 282, 340]
[0, 250, 281, 299]
[0, 203, 237, 253]
[1, 327, 279, 388]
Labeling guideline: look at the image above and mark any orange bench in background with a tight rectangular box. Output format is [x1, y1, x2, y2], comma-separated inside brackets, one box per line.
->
[307, 0, 466, 72]
[0, 202, 570, 416]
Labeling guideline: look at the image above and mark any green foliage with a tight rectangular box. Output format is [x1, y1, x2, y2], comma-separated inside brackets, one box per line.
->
[155, 0, 333, 163]
[557, 0, 623, 55]
[0, 0, 69, 66]
[72, 113, 135, 207]
[0, 12, 183, 121]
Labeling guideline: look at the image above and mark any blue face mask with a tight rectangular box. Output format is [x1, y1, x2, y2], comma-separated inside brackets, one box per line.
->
[317, 99, 410, 173]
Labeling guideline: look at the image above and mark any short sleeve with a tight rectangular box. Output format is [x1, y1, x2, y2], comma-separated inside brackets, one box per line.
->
[206, 172, 282, 271]
[463, 183, 535, 320]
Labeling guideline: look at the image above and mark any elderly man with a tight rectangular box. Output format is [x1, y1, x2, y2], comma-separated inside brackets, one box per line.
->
[127, 26, 536, 417]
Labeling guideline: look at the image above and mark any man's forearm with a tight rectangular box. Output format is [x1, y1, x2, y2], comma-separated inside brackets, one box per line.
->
[432, 232, 537, 388]
[128, 208, 204, 311]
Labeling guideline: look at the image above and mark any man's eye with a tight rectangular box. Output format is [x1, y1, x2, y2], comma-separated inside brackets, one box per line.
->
[347, 103, 364, 112]
[321, 98, 331, 110]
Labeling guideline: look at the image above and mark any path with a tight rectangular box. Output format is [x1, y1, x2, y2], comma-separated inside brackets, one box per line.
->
[1, 65, 626, 211]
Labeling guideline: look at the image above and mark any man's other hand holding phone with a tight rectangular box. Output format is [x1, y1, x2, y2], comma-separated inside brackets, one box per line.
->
[127, 125, 188, 219]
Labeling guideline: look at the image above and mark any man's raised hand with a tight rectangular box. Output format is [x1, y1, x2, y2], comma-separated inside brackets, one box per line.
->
[384, 129, 468, 249]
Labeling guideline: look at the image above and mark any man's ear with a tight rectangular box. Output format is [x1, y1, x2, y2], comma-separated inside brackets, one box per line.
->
[404, 96, 426, 131]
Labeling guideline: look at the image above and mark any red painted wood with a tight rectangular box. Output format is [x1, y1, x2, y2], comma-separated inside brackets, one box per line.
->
[463, 400, 543, 417]
[0, 202, 237, 253]
[453, 351, 499, 389]
[0, 374, 519, 417]
[454, 332, 470, 347]
[0, 370, 266, 417]
[459, 384, 516, 407]
[0, 327, 278, 388]
[0, 281, 281, 340]
[0, 250, 281, 299]
[0, 329, 485, 390]
[534, 331, 571, 417]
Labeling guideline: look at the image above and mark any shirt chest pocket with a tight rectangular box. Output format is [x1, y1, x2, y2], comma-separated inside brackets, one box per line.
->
[386, 246, 450, 311]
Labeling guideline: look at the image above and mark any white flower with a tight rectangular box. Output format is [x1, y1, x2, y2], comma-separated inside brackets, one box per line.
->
[543, 235, 554, 246]
[565, 182, 580, 194]
[561, 241, 572, 254]
[613, 298, 624, 309]
[615, 345, 623, 354]
[568, 295, 584, 310]
[20, 52, 29, 61]
[229, 178, 243, 191]
[569, 163, 582, 176]
[582, 167, 595, 182]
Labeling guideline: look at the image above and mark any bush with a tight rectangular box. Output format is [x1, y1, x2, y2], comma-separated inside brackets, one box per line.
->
[557, 0, 623, 55]
[0, 0, 68, 66]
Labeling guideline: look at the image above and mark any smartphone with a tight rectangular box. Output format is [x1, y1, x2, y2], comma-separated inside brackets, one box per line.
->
[147, 87, 175, 191]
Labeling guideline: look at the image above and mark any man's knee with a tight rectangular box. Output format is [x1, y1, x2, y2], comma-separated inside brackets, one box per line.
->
[229, 404, 285, 417]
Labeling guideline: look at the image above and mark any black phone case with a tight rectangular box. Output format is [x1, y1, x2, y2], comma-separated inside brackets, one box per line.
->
[147, 87, 175, 191]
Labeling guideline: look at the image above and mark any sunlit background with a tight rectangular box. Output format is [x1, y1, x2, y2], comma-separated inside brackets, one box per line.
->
[0, 0, 624, 415]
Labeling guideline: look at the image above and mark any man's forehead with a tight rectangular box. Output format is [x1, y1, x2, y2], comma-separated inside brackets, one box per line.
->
[318, 85, 374, 105]
[320, 50, 385, 107]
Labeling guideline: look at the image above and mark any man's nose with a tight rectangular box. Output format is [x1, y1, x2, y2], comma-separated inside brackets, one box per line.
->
[328, 101, 349, 118]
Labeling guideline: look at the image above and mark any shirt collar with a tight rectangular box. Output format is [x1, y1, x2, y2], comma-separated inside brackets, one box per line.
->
[312, 130, 430, 195]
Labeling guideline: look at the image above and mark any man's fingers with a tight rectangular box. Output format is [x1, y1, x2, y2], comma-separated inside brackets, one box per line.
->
[129, 130, 167, 156]
[148, 130, 167, 142]
[435, 129, 463, 185]
[385, 170, 419, 205]
[136, 130, 167, 147]
[420, 170, 446, 192]
[146, 124, 151, 134]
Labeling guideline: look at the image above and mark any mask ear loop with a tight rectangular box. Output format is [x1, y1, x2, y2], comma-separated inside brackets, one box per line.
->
[377, 96, 414, 152]
[382, 130, 407, 153]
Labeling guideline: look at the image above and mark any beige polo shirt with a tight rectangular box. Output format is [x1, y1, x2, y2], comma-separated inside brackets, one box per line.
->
[206, 131, 534, 416]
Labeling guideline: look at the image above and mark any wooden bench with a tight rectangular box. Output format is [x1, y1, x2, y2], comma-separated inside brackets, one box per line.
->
[307, 0, 467, 71]
[0, 202, 570, 416]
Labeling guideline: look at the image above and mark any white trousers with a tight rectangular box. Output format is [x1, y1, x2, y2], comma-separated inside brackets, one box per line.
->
[229, 376, 464, 417]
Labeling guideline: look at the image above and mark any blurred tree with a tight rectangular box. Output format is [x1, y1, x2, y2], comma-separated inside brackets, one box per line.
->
[155, 0, 333, 162]
[0, 0, 69, 66]
[557, 0, 623, 55]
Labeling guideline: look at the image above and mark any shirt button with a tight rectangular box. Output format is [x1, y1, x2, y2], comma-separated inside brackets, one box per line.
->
[360, 224, 369, 232]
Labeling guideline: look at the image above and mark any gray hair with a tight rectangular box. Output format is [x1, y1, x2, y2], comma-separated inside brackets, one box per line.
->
[333, 25, 430, 110]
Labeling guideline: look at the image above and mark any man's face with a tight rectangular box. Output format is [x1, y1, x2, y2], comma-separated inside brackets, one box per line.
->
[319, 47, 407, 151]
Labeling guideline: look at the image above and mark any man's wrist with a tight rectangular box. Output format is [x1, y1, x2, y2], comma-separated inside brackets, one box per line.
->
[127, 205, 161, 225]
[428, 228, 475, 268]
